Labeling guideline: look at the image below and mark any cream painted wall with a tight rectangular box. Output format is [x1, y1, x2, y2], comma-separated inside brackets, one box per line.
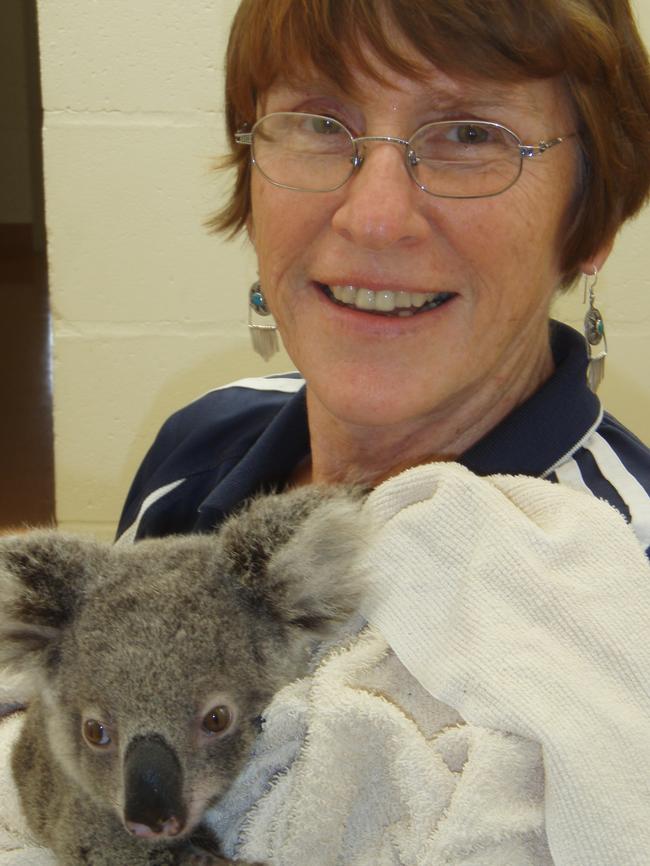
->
[37, 0, 650, 539]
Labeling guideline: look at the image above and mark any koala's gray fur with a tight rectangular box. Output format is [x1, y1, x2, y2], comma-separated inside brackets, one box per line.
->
[0, 486, 368, 866]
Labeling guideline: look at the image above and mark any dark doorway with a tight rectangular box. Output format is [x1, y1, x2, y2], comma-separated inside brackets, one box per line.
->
[0, 0, 54, 529]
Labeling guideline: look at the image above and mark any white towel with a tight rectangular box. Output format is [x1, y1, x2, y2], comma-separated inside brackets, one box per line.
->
[360, 464, 650, 866]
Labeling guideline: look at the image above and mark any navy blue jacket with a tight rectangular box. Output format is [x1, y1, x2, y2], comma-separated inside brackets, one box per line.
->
[117, 323, 650, 557]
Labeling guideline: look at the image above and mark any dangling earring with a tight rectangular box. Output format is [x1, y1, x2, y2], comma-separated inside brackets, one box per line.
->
[583, 266, 607, 392]
[248, 281, 279, 361]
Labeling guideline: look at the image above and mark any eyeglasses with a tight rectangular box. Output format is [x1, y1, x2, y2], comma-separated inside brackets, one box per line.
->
[235, 112, 576, 199]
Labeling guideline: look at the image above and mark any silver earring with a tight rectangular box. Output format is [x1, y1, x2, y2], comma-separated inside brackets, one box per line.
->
[583, 266, 607, 392]
[248, 281, 279, 361]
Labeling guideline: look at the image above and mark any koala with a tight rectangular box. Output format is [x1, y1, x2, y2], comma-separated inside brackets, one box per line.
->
[0, 486, 367, 866]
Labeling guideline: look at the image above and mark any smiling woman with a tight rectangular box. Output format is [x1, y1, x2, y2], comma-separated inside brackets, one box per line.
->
[243, 62, 582, 466]
[182, 0, 649, 490]
[107, 4, 650, 863]
[2, 1, 649, 866]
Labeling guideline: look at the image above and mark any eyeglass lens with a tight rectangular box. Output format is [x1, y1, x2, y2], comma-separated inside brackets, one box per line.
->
[250, 113, 524, 197]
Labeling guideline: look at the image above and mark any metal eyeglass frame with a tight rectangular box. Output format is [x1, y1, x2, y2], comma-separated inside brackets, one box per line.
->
[235, 112, 577, 199]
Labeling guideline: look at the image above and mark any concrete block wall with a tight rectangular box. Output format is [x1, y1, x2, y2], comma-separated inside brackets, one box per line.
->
[37, 0, 650, 539]
[38, 0, 290, 538]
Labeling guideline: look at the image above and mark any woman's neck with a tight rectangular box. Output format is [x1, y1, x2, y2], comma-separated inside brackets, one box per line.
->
[295, 346, 554, 489]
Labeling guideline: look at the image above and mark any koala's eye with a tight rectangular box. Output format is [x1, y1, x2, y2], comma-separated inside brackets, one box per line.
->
[202, 705, 232, 735]
[83, 719, 112, 748]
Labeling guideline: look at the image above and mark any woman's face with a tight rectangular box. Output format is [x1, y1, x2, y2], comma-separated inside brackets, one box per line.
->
[249, 48, 581, 436]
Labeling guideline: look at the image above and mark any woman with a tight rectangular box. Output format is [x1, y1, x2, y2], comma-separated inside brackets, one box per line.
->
[111, 3, 650, 864]
[118, 0, 650, 548]
[2, 1, 649, 865]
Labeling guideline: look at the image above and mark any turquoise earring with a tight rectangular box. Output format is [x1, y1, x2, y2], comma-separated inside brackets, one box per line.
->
[248, 282, 279, 361]
[583, 267, 607, 392]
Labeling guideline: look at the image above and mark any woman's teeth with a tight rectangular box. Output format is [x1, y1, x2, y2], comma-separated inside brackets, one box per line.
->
[328, 284, 452, 316]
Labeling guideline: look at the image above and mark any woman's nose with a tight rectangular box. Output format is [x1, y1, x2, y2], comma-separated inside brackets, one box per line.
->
[331, 142, 430, 250]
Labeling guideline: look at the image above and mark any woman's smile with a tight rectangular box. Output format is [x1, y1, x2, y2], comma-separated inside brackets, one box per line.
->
[319, 283, 456, 317]
[302, 277, 461, 344]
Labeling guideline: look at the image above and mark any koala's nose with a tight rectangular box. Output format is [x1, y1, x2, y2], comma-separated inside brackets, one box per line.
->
[123, 734, 187, 838]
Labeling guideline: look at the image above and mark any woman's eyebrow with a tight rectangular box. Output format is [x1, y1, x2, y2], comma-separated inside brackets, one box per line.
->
[416, 83, 539, 116]
[265, 79, 348, 103]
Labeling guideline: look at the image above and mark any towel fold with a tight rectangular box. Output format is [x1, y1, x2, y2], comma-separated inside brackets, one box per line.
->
[208, 626, 554, 865]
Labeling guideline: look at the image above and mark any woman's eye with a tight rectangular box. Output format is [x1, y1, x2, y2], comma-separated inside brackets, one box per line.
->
[306, 115, 345, 136]
[83, 719, 112, 748]
[453, 123, 491, 144]
[202, 705, 233, 735]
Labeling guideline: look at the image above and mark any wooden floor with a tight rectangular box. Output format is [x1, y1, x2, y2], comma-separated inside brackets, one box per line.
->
[0, 225, 54, 529]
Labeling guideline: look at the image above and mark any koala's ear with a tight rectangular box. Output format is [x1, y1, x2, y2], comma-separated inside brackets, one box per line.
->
[0, 531, 108, 675]
[220, 486, 370, 637]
